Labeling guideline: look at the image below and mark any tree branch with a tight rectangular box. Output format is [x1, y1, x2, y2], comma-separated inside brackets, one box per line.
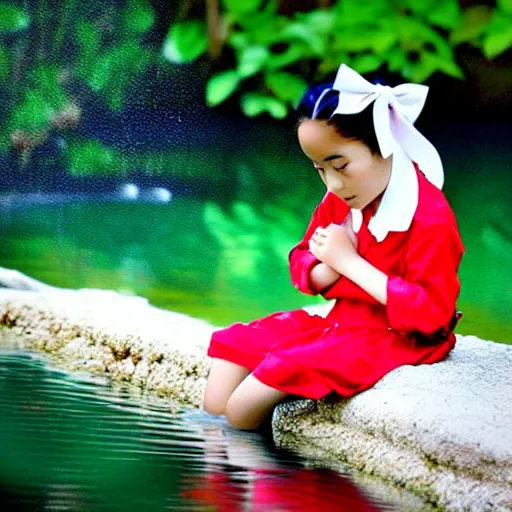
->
[205, 0, 223, 59]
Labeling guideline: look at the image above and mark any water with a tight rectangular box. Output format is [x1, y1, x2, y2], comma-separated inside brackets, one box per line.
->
[0, 158, 511, 344]
[0, 346, 421, 511]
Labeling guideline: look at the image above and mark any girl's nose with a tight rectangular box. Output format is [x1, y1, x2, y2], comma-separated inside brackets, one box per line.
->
[325, 170, 343, 193]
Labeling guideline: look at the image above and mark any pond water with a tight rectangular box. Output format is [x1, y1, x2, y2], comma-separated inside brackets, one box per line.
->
[0, 346, 426, 511]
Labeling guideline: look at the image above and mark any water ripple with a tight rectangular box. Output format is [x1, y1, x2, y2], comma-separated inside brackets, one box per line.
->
[0, 347, 426, 511]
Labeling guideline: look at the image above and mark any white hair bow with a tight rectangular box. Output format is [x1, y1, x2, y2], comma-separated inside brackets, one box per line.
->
[317, 64, 444, 189]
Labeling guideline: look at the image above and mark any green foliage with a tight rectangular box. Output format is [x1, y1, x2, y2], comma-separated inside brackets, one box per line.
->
[73, 1, 156, 111]
[265, 72, 307, 107]
[0, 3, 29, 32]
[0, 45, 9, 80]
[124, 0, 154, 34]
[165, 0, 512, 119]
[163, 21, 209, 63]
[206, 70, 240, 106]
[241, 92, 287, 119]
[1, 0, 157, 159]
[8, 65, 67, 132]
[10, 90, 52, 131]
[203, 200, 304, 280]
[221, 0, 263, 15]
[449, 6, 491, 45]
[68, 140, 120, 176]
[482, 9, 512, 59]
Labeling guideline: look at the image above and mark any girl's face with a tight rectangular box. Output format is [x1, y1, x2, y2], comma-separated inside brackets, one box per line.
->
[298, 119, 392, 210]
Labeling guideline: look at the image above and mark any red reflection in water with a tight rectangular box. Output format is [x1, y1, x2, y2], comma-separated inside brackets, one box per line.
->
[182, 464, 384, 511]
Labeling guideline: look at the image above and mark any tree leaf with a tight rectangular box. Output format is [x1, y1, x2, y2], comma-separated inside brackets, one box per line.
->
[241, 93, 287, 119]
[0, 4, 29, 32]
[398, 17, 454, 59]
[206, 71, 240, 106]
[228, 32, 249, 51]
[483, 10, 512, 59]
[422, 52, 464, 79]
[265, 71, 307, 106]
[333, 28, 377, 53]
[386, 48, 407, 73]
[372, 26, 398, 54]
[497, 0, 512, 16]
[30, 65, 67, 110]
[280, 22, 326, 55]
[401, 0, 436, 16]
[68, 140, 119, 177]
[352, 54, 382, 74]
[297, 10, 335, 35]
[238, 45, 269, 77]
[124, 2, 154, 34]
[428, 0, 462, 30]
[163, 21, 209, 64]
[333, 0, 389, 25]
[449, 6, 492, 46]
[222, 0, 263, 15]
[266, 43, 307, 71]
[9, 90, 52, 131]
[75, 22, 101, 80]
[403, 60, 435, 83]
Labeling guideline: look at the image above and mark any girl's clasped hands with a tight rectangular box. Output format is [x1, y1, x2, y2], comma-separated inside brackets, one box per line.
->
[309, 212, 359, 275]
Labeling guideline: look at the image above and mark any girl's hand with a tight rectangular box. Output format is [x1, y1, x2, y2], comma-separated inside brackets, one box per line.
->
[309, 219, 359, 274]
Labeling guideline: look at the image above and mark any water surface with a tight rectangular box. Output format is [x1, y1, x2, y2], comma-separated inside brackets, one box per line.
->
[0, 345, 424, 511]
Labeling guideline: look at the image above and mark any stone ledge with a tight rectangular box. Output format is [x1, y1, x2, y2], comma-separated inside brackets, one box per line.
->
[0, 288, 510, 512]
[0, 289, 215, 406]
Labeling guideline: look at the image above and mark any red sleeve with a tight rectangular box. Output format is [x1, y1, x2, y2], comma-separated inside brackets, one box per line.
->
[288, 203, 323, 296]
[386, 222, 464, 334]
[288, 193, 348, 296]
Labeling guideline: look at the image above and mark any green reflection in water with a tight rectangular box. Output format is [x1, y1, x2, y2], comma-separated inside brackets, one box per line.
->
[0, 197, 319, 328]
[0, 166, 511, 344]
[0, 348, 405, 511]
[0, 352, 192, 511]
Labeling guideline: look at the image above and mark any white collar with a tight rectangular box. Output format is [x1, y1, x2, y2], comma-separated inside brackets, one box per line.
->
[351, 147, 419, 242]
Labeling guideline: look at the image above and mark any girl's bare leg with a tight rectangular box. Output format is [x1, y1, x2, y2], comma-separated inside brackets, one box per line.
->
[203, 358, 250, 416]
[225, 374, 287, 431]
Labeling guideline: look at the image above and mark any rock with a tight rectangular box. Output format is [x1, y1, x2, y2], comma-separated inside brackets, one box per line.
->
[0, 288, 214, 406]
[272, 335, 512, 512]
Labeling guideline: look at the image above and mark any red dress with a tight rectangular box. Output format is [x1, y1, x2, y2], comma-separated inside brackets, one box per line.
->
[207, 169, 464, 399]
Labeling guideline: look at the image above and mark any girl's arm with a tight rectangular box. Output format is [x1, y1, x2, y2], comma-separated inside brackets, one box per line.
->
[333, 256, 388, 304]
[310, 220, 463, 335]
[288, 194, 346, 295]
[309, 263, 341, 293]
[384, 222, 464, 334]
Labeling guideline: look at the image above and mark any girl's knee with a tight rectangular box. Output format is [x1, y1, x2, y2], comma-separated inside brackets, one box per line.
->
[201, 395, 226, 417]
[224, 399, 263, 431]
[203, 359, 250, 416]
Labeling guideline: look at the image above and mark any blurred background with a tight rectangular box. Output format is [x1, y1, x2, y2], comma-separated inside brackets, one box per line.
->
[0, 0, 511, 343]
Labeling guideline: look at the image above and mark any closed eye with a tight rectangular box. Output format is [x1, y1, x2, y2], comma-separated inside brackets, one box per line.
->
[333, 163, 348, 172]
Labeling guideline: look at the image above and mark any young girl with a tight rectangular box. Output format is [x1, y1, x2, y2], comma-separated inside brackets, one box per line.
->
[203, 64, 464, 430]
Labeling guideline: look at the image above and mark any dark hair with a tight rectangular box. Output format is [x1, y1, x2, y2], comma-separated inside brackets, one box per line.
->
[296, 82, 381, 155]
